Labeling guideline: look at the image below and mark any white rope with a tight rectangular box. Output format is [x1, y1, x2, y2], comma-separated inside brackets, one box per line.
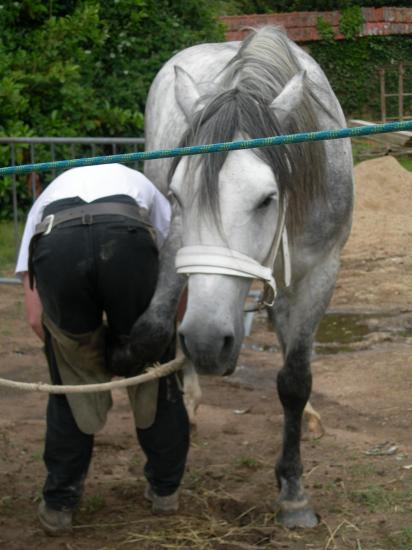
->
[0, 355, 186, 394]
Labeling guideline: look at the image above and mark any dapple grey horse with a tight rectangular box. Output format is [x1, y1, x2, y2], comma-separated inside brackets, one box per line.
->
[130, 27, 353, 527]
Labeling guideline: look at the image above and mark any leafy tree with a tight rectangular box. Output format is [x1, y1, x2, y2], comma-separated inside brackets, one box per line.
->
[0, 0, 224, 138]
[0, 0, 224, 219]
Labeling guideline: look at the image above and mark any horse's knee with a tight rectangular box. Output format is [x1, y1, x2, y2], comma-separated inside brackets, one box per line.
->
[277, 343, 312, 409]
[277, 367, 311, 410]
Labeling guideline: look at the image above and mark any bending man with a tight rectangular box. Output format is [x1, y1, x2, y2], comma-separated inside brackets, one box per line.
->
[15, 163, 189, 536]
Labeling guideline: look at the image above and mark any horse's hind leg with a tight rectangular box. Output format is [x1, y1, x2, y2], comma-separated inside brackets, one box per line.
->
[270, 253, 340, 528]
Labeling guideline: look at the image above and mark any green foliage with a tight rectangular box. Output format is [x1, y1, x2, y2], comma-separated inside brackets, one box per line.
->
[227, 1, 412, 14]
[0, 221, 24, 275]
[339, 5, 364, 39]
[316, 6, 365, 43]
[316, 16, 335, 42]
[0, 0, 224, 139]
[0, 0, 225, 219]
[398, 157, 412, 172]
[310, 35, 412, 120]
[397, 527, 412, 550]
[219, 1, 411, 120]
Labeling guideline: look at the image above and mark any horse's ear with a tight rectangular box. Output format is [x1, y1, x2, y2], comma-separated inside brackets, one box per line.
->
[174, 65, 202, 120]
[269, 71, 306, 125]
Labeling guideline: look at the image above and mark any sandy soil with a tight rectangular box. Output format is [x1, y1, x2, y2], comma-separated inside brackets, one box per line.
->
[0, 156, 411, 549]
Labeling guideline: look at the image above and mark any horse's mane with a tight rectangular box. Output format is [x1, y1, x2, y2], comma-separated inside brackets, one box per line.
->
[170, 26, 329, 235]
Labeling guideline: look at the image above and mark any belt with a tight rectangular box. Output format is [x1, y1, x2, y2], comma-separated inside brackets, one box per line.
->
[34, 202, 153, 237]
[28, 201, 156, 289]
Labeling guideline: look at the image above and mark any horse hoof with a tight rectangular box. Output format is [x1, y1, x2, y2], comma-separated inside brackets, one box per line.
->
[302, 415, 325, 440]
[303, 403, 325, 440]
[276, 503, 319, 529]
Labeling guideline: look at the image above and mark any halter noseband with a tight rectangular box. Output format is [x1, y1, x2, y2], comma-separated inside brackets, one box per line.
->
[175, 198, 291, 309]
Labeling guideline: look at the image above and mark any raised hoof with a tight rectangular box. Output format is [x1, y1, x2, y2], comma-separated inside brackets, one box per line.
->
[303, 403, 325, 440]
[302, 416, 325, 440]
[276, 504, 319, 529]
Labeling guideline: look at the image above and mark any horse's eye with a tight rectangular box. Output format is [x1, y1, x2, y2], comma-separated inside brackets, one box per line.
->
[257, 196, 273, 209]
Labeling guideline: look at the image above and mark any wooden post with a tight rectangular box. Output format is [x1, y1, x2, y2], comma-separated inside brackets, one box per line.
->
[398, 63, 404, 121]
[379, 68, 386, 123]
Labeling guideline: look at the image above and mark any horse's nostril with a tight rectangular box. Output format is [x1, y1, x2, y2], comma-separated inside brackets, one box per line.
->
[178, 326, 235, 370]
[221, 334, 234, 358]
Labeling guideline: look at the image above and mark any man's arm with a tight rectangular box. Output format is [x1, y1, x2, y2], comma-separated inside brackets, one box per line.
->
[22, 272, 45, 342]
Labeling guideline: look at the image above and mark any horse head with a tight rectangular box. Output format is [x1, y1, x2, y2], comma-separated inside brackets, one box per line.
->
[170, 66, 306, 376]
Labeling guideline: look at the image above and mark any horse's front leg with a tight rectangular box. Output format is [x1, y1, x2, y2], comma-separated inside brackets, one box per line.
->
[107, 210, 185, 374]
[275, 340, 318, 528]
[272, 252, 341, 528]
[130, 211, 185, 364]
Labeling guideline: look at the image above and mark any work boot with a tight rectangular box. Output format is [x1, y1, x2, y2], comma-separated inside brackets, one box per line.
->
[144, 485, 179, 514]
[37, 499, 73, 536]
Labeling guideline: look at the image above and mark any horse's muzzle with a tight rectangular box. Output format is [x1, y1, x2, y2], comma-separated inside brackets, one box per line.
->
[178, 325, 238, 376]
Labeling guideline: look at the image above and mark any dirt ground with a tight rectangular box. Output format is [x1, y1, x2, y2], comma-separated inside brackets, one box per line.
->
[0, 156, 411, 549]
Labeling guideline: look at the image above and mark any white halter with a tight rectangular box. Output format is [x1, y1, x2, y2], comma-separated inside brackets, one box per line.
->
[175, 198, 291, 308]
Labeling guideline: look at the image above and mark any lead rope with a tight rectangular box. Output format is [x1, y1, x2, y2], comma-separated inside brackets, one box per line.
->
[0, 356, 186, 394]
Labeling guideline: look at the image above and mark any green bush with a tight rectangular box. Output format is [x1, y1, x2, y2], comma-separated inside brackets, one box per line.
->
[0, 0, 225, 219]
[228, 1, 412, 14]
[0, 0, 224, 139]
[310, 35, 412, 120]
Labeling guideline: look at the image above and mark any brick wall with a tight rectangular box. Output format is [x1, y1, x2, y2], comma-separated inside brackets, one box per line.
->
[221, 7, 412, 42]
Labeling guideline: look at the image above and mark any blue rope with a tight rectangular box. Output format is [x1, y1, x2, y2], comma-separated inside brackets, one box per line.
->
[1, 120, 411, 177]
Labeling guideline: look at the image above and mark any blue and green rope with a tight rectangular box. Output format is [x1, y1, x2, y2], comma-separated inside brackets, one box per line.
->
[1, 120, 411, 177]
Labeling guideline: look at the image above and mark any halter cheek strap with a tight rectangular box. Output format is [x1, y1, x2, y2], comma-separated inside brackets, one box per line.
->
[175, 198, 291, 308]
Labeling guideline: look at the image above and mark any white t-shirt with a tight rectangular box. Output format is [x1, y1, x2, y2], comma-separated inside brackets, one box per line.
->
[15, 163, 171, 275]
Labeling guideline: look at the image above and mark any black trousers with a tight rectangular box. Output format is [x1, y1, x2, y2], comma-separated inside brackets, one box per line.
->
[32, 196, 189, 511]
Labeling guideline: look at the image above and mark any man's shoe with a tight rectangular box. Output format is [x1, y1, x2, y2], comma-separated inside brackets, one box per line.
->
[37, 499, 73, 536]
[144, 485, 179, 514]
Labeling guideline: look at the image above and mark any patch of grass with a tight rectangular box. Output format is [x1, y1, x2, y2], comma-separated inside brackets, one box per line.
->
[350, 485, 411, 513]
[347, 463, 377, 477]
[0, 221, 23, 276]
[186, 470, 207, 490]
[398, 527, 412, 550]
[130, 454, 143, 466]
[234, 456, 261, 470]
[351, 137, 412, 171]
[82, 494, 106, 514]
[398, 156, 412, 172]
[31, 449, 43, 461]
[351, 138, 378, 164]
[0, 496, 13, 514]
